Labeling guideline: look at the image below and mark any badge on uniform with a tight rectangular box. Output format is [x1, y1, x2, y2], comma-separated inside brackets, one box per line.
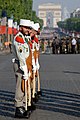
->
[26, 48, 28, 52]
[18, 47, 22, 53]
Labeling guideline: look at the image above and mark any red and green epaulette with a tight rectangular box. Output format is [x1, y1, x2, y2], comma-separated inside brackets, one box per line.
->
[28, 41, 33, 49]
[31, 39, 35, 43]
[34, 36, 38, 44]
[15, 35, 24, 44]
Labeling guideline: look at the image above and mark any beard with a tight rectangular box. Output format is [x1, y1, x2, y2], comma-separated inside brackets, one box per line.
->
[37, 31, 40, 35]
[31, 36, 35, 40]
[27, 33, 30, 36]
[24, 31, 30, 36]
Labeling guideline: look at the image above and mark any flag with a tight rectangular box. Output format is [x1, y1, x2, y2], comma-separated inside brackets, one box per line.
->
[0, 17, 7, 34]
[8, 19, 13, 34]
[0, 26, 6, 34]
[13, 22, 18, 35]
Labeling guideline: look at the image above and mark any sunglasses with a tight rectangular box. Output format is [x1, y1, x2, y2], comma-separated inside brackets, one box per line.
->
[21, 26, 32, 30]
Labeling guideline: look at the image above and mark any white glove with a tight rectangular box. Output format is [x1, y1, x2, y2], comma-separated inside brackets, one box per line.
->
[20, 65, 29, 80]
[23, 74, 28, 80]
[33, 65, 36, 73]
[36, 58, 40, 70]
[12, 58, 15, 63]
[36, 63, 40, 70]
[32, 58, 36, 72]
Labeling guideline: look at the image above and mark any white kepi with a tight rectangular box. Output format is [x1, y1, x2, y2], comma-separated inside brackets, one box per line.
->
[20, 19, 31, 27]
[32, 23, 40, 31]
[35, 23, 40, 29]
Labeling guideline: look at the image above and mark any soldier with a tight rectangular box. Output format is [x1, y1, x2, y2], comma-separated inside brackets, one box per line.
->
[34, 23, 42, 96]
[31, 23, 42, 100]
[27, 22, 38, 102]
[12, 19, 33, 118]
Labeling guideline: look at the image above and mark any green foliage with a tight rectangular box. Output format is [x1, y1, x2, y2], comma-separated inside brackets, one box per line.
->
[0, 0, 43, 27]
[57, 18, 80, 32]
[31, 11, 43, 28]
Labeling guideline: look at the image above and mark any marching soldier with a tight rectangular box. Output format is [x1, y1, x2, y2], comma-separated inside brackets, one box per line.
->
[12, 19, 33, 118]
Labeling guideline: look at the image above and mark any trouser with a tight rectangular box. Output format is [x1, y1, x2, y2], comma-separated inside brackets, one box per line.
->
[13, 61, 25, 108]
[72, 45, 76, 54]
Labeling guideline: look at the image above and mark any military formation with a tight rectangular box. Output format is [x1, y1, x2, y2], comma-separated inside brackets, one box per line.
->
[40, 35, 80, 54]
[12, 19, 42, 118]
[51, 36, 80, 54]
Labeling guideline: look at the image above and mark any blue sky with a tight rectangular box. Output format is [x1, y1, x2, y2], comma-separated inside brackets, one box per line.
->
[33, 0, 80, 15]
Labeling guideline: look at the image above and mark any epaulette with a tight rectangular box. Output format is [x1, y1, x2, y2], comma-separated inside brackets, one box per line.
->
[15, 35, 24, 44]
[25, 38, 28, 43]
[34, 36, 38, 43]
[28, 41, 32, 49]
[31, 40, 35, 43]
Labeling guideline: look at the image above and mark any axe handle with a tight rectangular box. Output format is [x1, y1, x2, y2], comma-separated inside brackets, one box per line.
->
[37, 70, 40, 92]
[27, 77, 31, 106]
[25, 79, 27, 111]
[32, 72, 36, 98]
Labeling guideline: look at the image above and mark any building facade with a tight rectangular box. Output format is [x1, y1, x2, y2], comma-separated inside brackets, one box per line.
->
[38, 3, 62, 28]
[70, 8, 80, 18]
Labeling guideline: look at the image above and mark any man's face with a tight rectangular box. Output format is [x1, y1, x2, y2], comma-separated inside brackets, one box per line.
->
[32, 29, 37, 35]
[37, 28, 40, 35]
[29, 29, 35, 38]
[21, 26, 30, 35]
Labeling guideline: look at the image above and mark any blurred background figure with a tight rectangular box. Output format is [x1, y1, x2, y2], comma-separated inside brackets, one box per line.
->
[71, 37, 77, 54]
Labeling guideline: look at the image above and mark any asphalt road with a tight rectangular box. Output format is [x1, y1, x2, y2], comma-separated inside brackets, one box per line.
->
[0, 52, 80, 120]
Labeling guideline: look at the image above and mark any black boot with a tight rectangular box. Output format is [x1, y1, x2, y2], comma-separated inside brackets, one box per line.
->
[15, 106, 30, 119]
[32, 93, 39, 103]
[37, 91, 42, 96]
[31, 102, 36, 111]
[28, 104, 36, 112]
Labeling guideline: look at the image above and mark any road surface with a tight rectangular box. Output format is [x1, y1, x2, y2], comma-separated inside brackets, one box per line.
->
[0, 52, 80, 120]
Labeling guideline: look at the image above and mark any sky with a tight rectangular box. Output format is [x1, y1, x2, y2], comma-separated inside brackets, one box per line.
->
[33, 0, 80, 16]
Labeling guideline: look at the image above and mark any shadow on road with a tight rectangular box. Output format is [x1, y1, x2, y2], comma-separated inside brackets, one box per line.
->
[37, 88, 80, 117]
[0, 89, 15, 118]
[0, 89, 80, 118]
[63, 70, 80, 74]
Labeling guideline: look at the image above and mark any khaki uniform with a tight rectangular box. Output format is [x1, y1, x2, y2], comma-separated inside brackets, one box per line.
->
[13, 32, 30, 109]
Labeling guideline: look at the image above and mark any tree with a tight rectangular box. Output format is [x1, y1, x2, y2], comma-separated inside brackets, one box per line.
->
[57, 18, 80, 32]
[0, 0, 43, 27]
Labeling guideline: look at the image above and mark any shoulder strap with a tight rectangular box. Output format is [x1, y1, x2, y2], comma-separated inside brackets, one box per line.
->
[15, 34, 24, 44]
[15, 33, 24, 44]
